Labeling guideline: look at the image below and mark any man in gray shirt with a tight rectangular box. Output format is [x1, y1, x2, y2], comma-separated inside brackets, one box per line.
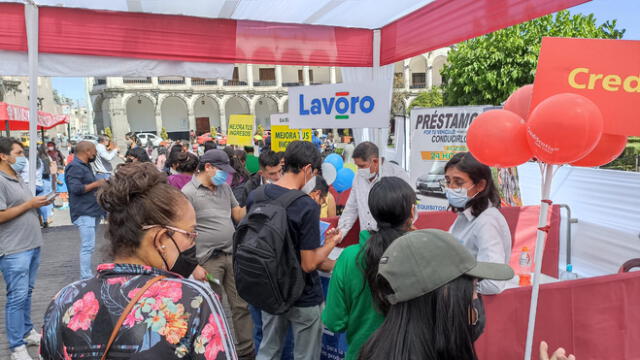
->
[182, 149, 254, 359]
[0, 137, 51, 360]
[92, 135, 119, 179]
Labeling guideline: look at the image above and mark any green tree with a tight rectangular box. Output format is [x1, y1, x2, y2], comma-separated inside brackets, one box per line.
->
[602, 137, 640, 171]
[160, 127, 169, 141]
[440, 11, 625, 106]
[408, 87, 444, 113]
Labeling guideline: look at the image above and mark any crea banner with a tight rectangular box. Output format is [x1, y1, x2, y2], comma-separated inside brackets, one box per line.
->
[270, 113, 312, 152]
[410, 106, 523, 212]
[532, 37, 640, 136]
[287, 81, 392, 129]
[227, 114, 254, 147]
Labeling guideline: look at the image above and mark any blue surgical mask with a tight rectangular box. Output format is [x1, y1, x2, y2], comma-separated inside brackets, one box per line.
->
[445, 186, 475, 209]
[11, 156, 27, 173]
[211, 170, 228, 186]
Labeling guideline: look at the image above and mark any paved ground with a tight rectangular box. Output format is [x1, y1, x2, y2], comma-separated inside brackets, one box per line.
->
[0, 213, 109, 359]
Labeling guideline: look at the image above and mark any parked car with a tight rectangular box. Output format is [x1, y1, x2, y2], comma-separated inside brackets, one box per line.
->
[197, 132, 227, 146]
[136, 132, 162, 147]
[415, 160, 447, 198]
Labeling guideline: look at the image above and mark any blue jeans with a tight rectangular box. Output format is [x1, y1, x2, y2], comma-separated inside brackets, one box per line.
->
[73, 216, 99, 280]
[0, 248, 40, 349]
[37, 179, 53, 222]
[250, 305, 294, 360]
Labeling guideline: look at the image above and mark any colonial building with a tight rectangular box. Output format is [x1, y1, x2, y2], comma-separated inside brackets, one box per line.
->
[89, 48, 448, 141]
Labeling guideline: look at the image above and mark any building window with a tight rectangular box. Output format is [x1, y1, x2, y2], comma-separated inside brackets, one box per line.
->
[297, 69, 313, 84]
[232, 67, 239, 81]
[411, 73, 426, 89]
[259, 68, 276, 81]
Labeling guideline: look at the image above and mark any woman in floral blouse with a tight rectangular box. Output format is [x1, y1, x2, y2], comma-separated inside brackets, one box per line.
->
[40, 162, 237, 360]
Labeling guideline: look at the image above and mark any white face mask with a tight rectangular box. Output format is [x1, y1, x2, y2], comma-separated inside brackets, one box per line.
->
[357, 165, 376, 180]
[302, 175, 317, 194]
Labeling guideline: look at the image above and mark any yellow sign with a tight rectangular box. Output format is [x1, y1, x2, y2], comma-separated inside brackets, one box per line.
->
[227, 115, 254, 147]
[271, 125, 312, 152]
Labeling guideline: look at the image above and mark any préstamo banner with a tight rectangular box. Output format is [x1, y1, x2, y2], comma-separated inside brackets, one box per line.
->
[269, 113, 312, 152]
[227, 114, 254, 147]
[287, 81, 392, 129]
[410, 106, 523, 212]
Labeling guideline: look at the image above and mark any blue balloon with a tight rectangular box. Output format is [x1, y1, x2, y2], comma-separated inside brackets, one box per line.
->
[333, 168, 355, 193]
[324, 153, 344, 171]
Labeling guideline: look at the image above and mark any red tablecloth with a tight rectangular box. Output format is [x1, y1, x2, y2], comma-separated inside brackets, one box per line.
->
[476, 271, 640, 360]
[322, 205, 561, 278]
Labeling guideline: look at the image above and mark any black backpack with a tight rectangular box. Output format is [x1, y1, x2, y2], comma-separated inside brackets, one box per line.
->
[233, 186, 307, 315]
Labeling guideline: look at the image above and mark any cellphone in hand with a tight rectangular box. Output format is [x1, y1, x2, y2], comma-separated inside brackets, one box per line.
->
[46, 192, 58, 201]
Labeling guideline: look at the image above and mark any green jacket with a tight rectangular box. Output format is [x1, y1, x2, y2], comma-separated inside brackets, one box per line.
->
[322, 231, 384, 360]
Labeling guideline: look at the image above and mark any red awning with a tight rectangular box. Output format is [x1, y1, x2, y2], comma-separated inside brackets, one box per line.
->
[0, 0, 589, 68]
[0, 102, 69, 131]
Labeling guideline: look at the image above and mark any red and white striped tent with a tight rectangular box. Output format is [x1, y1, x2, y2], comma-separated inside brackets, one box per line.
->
[0, 3, 592, 358]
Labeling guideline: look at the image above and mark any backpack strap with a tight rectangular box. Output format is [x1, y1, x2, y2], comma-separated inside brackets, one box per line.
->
[275, 189, 308, 209]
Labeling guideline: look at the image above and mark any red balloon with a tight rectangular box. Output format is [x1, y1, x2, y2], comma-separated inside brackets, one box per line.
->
[504, 84, 534, 120]
[527, 93, 603, 165]
[571, 134, 627, 167]
[467, 109, 532, 168]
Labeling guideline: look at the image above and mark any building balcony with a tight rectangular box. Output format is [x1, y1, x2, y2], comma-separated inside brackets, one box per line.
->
[94, 78, 107, 86]
[255, 80, 277, 87]
[223, 80, 248, 86]
[410, 82, 426, 89]
[192, 79, 218, 86]
[282, 82, 303, 87]
[158, 77, 186, 85]
[123, 77, 152, 84]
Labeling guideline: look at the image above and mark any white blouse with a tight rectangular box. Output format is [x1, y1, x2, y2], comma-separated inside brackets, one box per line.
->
[449, 206, 513, 294]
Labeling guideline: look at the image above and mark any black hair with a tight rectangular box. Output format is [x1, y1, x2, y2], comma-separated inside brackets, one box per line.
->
[259, 150, 280, 169]
[157, 146, 168, 157]
[0, 137, 22, 156]
[283, 141, 322, 174]
[203, 141, 217, 152]
[444, 152, 501, 217]
[126, 147, 151, 163]
[97, 162, 187, 258]
[359, 177, 416, 314]
[174, 152, 198, 173]
[166, 144, 185, 169]
[243, 146, 255, 153]
[353, 141, 379, 161]
[359, 276, 478, 360]
[312, 175, 329, 198]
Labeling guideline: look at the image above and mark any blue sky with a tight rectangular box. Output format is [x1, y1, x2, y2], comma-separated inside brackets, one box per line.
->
[52, 0, 640, 106]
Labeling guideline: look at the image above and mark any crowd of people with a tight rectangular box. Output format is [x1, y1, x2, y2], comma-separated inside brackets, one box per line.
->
[0, 132, 577, 360]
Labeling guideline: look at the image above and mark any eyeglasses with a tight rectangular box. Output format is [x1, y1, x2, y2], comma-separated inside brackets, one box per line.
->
[142, 225, 198, 244]
[438, 178, 470, 189]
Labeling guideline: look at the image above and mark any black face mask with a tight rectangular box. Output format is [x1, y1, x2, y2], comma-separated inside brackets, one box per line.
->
[89, 155, 97, 163]
[470, 297, 486, 342]
[159, 233, 199, 278]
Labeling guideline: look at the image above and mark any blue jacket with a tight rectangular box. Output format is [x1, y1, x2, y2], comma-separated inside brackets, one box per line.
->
[64, 157, 104, 222]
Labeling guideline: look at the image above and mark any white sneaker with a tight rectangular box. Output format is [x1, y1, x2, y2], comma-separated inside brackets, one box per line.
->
[10, 345, 33, 360]
[24, 329, 42, 347]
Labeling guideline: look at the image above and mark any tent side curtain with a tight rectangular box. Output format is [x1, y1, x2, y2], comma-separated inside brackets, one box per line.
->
[0, 102, 69, 131]
[379, 0, 591, 65]
[0, 2, 373, 67]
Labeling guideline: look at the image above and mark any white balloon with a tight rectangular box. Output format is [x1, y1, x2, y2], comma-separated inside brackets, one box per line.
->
[321, 162, 337, 185]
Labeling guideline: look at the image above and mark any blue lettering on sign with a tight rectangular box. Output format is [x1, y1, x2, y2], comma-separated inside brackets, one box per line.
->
[298, 93, 376, 117]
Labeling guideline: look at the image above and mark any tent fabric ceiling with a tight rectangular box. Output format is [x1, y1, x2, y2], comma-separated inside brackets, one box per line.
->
[16, 0, 436, 29]
[0, 0, 591, 70]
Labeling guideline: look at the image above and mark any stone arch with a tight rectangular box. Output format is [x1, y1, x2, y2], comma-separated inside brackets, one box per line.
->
[431, 55, 447, 87]
[224, 96, 251, 125]
[161, 96, 189, 140]
[126, 94, 156, 134]
[254, 96, 279, 129]
[193, 95, 221, 135]
[409, 55, 427, 88]
[93, 96, 106, 133]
